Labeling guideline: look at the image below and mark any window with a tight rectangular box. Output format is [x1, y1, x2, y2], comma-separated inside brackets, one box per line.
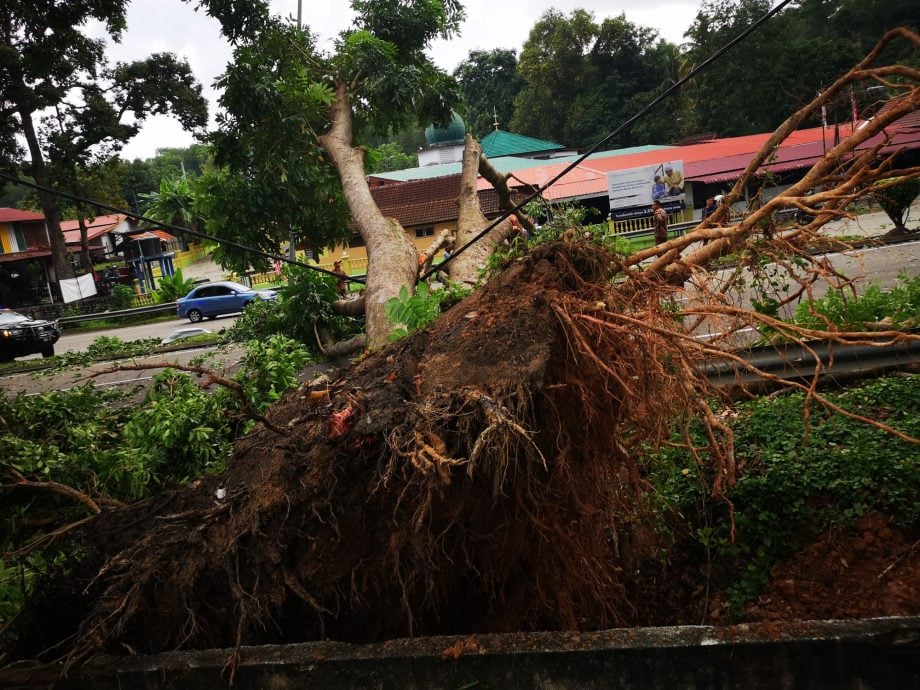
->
[414, 226, 434, 238]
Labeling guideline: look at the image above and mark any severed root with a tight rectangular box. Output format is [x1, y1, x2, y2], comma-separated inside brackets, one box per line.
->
[398, 430, 467, 484]
[467, 391, 547, 472]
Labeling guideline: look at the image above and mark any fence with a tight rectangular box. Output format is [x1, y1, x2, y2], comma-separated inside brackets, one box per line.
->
[609, 207, 694, 234]
[174, 245, 209, 268]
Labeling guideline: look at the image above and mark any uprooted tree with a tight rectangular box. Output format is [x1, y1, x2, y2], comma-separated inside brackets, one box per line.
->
[1, 19, 919, 680]
[203, 0, 533, 351]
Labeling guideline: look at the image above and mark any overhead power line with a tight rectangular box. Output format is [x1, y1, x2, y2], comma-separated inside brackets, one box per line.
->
[421, 0, 796, 281]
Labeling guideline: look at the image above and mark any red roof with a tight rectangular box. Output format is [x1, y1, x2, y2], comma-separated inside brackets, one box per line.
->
[492, 119, 920, 199]
[0, 248, 51, 263]
[60, 214, 127, 244]
[0, 207, 45, 223]
[371, 174, 514, 227]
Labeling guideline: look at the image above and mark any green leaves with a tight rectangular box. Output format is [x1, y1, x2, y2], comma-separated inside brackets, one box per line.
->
[0, 333, 312, 621]
[789, 273, 920, 332]
[648, 374, 920, 615]
[152, 268, 198, 304]
[384, 281, 444, 340]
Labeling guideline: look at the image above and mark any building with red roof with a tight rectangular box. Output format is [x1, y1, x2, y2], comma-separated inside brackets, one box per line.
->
[0, 207, 55, 306]
[368, 108, 920, 233]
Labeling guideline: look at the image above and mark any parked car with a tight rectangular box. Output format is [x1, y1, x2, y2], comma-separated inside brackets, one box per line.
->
[0, 310, 62, 362]
[176, 281, 278, 323]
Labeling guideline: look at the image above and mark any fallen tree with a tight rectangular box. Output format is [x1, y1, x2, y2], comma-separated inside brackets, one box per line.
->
[1, 23, 919, 683]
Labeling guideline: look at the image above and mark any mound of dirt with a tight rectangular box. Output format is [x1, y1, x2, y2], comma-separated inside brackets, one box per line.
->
[745, 514, 920, 621]
[6, 242, 718, 669]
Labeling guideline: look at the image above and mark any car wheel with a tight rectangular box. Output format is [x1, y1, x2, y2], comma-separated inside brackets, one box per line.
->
[0, 353, 12, 364]
[188, 309, 204, 323]
[41, 345, 55, 358]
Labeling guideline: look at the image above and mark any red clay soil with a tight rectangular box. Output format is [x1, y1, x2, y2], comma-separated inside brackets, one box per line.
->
[745, 514, 920, 622]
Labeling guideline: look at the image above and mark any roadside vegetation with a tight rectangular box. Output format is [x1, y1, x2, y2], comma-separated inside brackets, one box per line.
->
[649, 374, 920, 617]
[0, 335, 311, 622]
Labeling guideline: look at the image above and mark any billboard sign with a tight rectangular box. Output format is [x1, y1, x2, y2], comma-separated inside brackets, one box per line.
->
[606, 160, 686, 218]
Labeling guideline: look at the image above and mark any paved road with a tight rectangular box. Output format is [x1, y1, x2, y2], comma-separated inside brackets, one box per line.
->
[55, 313, 241, 354]
[0, 344, 248, 398]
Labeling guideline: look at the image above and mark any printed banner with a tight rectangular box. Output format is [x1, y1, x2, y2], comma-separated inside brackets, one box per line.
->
[607, 160, 686, 212]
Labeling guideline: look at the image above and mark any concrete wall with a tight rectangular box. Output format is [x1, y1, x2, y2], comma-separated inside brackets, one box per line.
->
[4, 616, 917, 689]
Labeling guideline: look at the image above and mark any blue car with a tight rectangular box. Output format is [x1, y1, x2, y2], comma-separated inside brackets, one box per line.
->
[176, 281, 277, 322]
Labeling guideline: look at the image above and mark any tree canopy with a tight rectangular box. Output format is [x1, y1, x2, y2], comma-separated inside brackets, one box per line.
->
[1, 1, 207, 284]
[453, 48, 522, 138]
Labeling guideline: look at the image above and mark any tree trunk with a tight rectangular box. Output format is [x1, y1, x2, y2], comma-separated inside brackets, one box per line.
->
[317, 83, 418, 349]
[448, 135, 517, 285]
[77, 213, 93, 272]
[18, 108, 74, 289]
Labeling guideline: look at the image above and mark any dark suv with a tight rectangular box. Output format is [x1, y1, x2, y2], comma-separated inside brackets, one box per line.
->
[0, 310, 62, 362]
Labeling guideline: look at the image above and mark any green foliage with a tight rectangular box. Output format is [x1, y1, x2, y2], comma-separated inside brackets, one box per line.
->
[366, 142, 418, 173]
[649, 375, 920, 615]
[512, 9, 664, 149]
[872, 176, 920, 230]
[0, 335, 310, 621]
[453, 48, 522, 137]
[226, 266, 362, 352]
[789, 273, 920, 331]
[385, 282, 444, 340]
[110, 284, 137, 310]
[152, 268, 197, 304]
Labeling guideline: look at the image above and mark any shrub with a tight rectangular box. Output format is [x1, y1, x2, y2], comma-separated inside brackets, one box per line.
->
[872, 176, 920, 231]
[152, 268, 197, 304]
[226, 265, 362, 352]
[789, 272, 920, 331]
[648, 375, 920, 615]
[111, 284, 136, 309]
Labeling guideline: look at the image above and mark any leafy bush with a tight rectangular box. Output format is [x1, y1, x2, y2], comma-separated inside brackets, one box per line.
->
[385, 282, 443, 340]
[789, 272, 920, 331]
[649, 375, 920, 615]
[0, 335, 311, 621]
[226, 265, 362, 352]
[152, 268, 197, 304]
[110, 284, 136, 309]
[872, 176, 920, 230]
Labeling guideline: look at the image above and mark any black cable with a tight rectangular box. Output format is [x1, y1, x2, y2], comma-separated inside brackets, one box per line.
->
[420, 0, 795, 281]
[0, 172, 365, 284]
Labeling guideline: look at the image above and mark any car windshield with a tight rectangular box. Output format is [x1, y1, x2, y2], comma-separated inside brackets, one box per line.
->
[0, 311, 29, 325]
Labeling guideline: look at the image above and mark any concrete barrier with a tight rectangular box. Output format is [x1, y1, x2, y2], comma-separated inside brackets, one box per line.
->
[3, 616, 917, 689]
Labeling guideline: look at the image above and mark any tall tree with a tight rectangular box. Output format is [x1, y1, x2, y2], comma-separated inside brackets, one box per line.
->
[511, 10, 663, 148]
[204, 0, 465, 347]
[0, 1, 207, 292]
[454, 48, 522, 137]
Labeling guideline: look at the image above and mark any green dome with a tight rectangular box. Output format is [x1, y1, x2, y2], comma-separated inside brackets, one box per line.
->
[424, 112, 466, 146]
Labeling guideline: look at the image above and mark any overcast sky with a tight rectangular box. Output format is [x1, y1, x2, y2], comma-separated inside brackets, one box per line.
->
[90, 0, 701, 160]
